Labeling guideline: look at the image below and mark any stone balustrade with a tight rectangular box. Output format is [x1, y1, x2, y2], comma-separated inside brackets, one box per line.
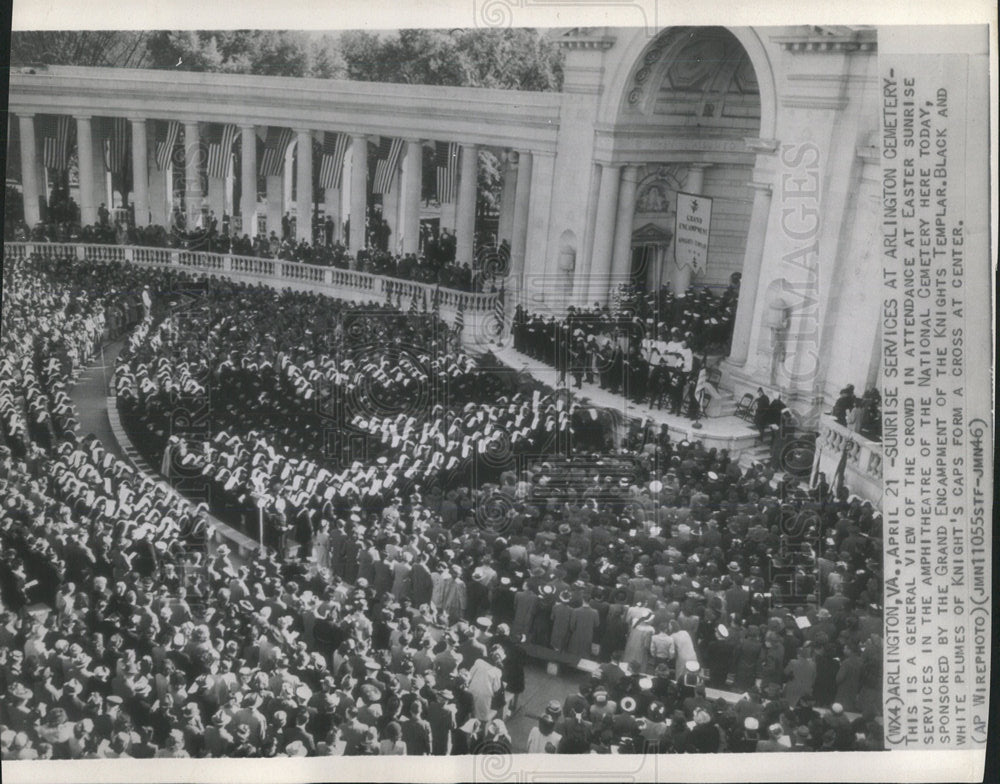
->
[812, 415, 883, 501]
[5, 242, 500, 342]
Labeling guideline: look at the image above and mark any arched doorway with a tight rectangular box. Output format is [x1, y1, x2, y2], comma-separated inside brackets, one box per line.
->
[608, 27, 763, 297]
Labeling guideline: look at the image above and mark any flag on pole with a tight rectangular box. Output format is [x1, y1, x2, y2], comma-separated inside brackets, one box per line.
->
[493, 282, 506, 336]
[102, 117, 130, 174]
[455, 298, 466, 333]
[206, 123, 238, 179]
[421, 288, 428, 313]
[38, 115, 73, 171]
[372, 137, 404, 195]
[432, 283, 441, 316]
[435, 141, 459, 204]
[408, 289, 420, 314]
[319, 132, 349, 189]
[155, 120, 180, 171]
[259, 127, 294, 177]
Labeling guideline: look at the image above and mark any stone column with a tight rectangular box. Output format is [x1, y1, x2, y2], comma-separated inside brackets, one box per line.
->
[36, 155, 50, 222]
[17, 114, 40, 226]
[509, 151, 532, 306]
[148, 163, 169, 229]
[609, 164, 640, 293]
[671, 163, 710, 297]
[283, 142, 295, 218]
[401, 139, 422, 255]
[496, 151, 517, 246]
[74, 115, 97, 226]
[91, 124, 110, 219]
[207, 178, 225, 225]
[587, 163, 622, 306]
[349, 134, 368, 256]
[572, 163, 602, 306]
[295, 128, 313, 243]
[728, 180, 774, 366]
[455, 143, 478, 264]
[224, 167, 234, 218]
[323, 187, 340, 240]
[183, 121, 202, 228]
[129, 118, 149, 226]
[240, 125, 257, 236]
[265, 176, 283, 237]
[523, 151, 555, 304]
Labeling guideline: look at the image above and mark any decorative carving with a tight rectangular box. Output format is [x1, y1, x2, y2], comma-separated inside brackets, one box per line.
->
[626, 28, 760, 121]
[636, 184, 669, 213]
[773, 26, 877, 53]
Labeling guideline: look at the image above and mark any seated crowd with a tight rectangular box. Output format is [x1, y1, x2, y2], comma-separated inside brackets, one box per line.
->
[512, 283, 737, 419]
[2, 246, 884, 760]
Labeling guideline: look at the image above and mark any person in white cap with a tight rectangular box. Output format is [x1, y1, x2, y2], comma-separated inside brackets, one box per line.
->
[668, 619, 698, 680]
[756, 722, 790, 752]
[704, 623, 735, 688]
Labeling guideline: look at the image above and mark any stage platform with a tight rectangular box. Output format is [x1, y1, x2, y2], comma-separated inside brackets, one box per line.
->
[490, 345, 762, 455]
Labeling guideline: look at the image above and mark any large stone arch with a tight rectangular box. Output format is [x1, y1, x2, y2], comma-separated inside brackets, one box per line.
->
[595, 27, 772, 293]
[597, 26, 777, 139]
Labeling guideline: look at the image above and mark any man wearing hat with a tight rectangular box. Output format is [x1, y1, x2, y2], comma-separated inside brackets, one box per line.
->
[155, 728, 191, 758]
[729, 716, 761, 753]
[549, 589, 573, 653]
[589, 687, 617, 721]
[525, 713, 561, 754]
[755, 722, 791, 752]
[704, 623, 736, 688]
[685, 706, 720, 752]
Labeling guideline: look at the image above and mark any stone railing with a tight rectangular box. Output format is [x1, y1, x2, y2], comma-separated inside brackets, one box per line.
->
[813, 415, 883, 502]
[5, 242, 500, 338]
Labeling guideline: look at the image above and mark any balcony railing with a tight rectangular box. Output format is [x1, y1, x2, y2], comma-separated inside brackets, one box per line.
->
[813, 415, 883, 501]
[5, 242, 499, 318]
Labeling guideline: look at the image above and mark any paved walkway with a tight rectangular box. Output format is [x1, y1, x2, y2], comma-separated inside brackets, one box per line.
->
[69, 336, 261, 560]
[69, 338, 127, 460]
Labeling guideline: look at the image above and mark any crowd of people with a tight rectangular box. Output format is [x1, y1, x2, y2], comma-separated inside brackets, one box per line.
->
[2, 245, 885, 760]
[6, 200, 491, 295]
[512, 284, 737, 419]
[830, 384, 882, 442]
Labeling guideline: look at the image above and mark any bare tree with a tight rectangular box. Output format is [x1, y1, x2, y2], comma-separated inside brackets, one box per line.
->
[10, 31, 152, 68]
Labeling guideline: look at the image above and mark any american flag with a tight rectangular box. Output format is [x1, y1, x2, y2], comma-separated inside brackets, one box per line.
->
[372, 137, 403, 195]
[206, 123, 238, 179]
[155, 120, 180, 171]
[435, 141, 459, 204]
[39, 115, 73, 171]
[102, 117, 129, 174]
[319, 132, 349, 189]
[493, 282, 506, 337]
[455, 298, 466, 333]
[259, 127, 294, 178]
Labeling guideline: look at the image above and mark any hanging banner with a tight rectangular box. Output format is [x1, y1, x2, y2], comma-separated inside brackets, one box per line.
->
[674, 191, 713, 273]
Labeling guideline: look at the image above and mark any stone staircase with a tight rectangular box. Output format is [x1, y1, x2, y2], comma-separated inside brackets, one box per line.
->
[738, 440, 773, 470]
